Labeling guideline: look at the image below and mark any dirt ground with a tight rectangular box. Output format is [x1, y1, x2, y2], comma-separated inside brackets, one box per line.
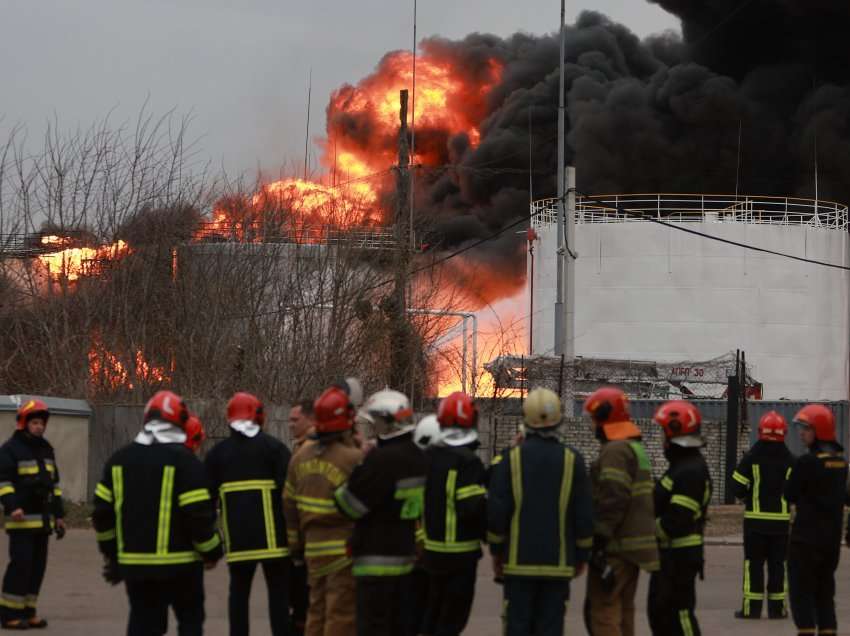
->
[13, 527, 850, 635]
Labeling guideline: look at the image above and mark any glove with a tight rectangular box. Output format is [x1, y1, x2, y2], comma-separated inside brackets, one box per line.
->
[590, 536, 615, 593]
[102, 558, 123, 586]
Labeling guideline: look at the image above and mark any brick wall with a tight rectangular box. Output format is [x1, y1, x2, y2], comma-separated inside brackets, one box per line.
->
[480, 412, 751, 505]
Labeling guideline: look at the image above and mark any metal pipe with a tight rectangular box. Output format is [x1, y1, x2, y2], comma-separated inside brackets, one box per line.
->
[554, 0, 566, 357]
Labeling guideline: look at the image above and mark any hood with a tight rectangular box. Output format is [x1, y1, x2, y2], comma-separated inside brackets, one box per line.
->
[135, 420, 187, 446]
[229, 419, 261, 438]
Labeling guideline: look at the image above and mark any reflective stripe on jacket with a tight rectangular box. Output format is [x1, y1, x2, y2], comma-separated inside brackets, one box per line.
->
[654, 446, 712, 558]
[92, 437, 222, 578]
[487, 434, 594, 579]
[205, 430, 291, 563]
[0, 430, 64, 533]
[591, 437, 659, 571]
[732, 440, 793, 533]
[283, 436, 362, 578]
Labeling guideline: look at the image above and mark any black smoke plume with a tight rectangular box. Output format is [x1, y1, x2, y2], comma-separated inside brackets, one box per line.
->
[400, 2, 850, 298]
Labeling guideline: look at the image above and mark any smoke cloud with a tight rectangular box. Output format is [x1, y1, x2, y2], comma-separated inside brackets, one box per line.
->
[397, 1, 850, 297]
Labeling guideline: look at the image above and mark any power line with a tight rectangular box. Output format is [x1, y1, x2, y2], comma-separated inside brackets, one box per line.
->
[574, 191, 850, 272]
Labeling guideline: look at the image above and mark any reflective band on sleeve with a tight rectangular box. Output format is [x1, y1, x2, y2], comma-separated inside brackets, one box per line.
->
[284, 481, 295, 498]
[53, 487, 62, 497]
[670, 494, 701, 514]
[631, 482, 654, 497]
[304, 539, 348, 557]
[95, 482, 113, 503]
[0, 483, 14, 497]
[599, 466, 632, 488]
[660, 476, 673, 491]
[193, 533, 221, 553]
[96, 528, 117, 542]
[576, 536, 593, 549]
[178, 488, 210, 507]
[455, 484, 487, 500]
[732, 471, 751, 487]
[295, 495, 338, 515]
[335, 485, 369, 520]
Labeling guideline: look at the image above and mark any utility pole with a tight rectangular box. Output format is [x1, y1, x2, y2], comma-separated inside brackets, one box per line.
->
[554, 0, 567, 358]
[390, 90, 412, 390]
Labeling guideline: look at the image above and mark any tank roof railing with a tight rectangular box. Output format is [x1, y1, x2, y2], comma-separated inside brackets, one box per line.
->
[531, 194, 849, 231]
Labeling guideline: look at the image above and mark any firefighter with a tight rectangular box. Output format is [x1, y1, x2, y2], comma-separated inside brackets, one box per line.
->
[731, 410, 793, 620]
[205, 391, 292, 636]
[582, 387, 659, 636]
[488, 387, 594, 636]
[420, 392, 487, 636]
[0, 399, 65, 630]
[184, 413, 206, 454]
[283, 386, 363, 636]
[784, 404, 848, 636]
[334, 389, 427, 636]
[648, 400, 712, 636]
[289, 399, 316, 453]
[92, 390, 223, 636]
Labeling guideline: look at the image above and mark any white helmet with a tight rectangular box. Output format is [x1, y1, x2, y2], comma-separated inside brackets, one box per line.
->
[523, 388, 562, 429]
[414, 415, 442, 449]
[362, 389, 414, 439]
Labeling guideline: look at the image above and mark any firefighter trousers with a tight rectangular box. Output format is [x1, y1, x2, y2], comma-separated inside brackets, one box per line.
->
[306, 564, 356, 636]
[647, 552, 701, 636]
[0, 531, 49, 621]
[125, 565, 204, 636]
[502, 577, 570, 636]
[740, 530, 788, 618]
[787, 540, 839, 635]
[228, 558, 290, 636]
[421, 564, 477, 636]
[290, 561, 309, 635]
[583, 556, 639, 636]
[355, 574, 415, 636]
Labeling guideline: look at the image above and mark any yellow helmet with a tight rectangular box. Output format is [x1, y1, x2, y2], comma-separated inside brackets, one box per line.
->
[523, 388, 562, 429]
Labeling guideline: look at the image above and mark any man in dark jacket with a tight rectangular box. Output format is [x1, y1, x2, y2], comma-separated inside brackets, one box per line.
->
[649, 400, 712, 636]
[0, 399, 65, 630]
[420, 392, 487, 636]
[334, 389, 427, 636]
[488, 387, 594, 636]
[731, 410, 793, 619]
[785, 404, 848, 636]
[206, 391, 292, 636]
[92, 390, 223, 636]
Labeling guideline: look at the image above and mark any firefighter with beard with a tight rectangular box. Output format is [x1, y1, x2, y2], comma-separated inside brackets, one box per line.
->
[205, 392, 292, 636]
[92, 390, 223, 636]
[334, 389, 427, 636]
[283, 386, 363, 636]
[648, 400, 712, 636]
[0, 399, 66, 630]
[731, 411, 793, 620]
[582, 387, 659, 636]
[785, 404, 848, 636]
[488, 387, 594, 636]
[420, 392, 487, 636]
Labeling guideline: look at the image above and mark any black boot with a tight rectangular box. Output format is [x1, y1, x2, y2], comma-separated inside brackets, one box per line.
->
[734, 610, 760, 619]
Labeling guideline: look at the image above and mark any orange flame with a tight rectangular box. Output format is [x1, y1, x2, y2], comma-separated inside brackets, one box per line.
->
[38, 235, 131, 282]
[88, 337, 167, 391]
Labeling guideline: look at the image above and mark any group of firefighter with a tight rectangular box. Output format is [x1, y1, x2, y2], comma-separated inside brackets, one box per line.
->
[0, 384, 847, 636]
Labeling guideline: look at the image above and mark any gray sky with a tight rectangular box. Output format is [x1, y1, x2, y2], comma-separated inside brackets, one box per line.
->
[1, 0, 678, 178]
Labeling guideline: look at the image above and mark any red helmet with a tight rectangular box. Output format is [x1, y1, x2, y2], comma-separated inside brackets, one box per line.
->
[227, 392, 265, 426]
[16, 399, 49, 431]
[314, 387, 354, 434]
[758, 411, 787, 442]
[793, 404, 835, 442]
[437, 392, 478, 429]
[584, 387, 630, 424]
[144, 390, 189, 428]
[654, 400, 703, 447]
[184, 414, 206, 453]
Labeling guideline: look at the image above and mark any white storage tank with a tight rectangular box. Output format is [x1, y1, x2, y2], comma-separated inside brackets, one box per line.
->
[529, 194, 850, 401]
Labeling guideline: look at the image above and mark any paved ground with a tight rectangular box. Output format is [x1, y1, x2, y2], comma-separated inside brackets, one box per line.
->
[17, 530, 850, 634]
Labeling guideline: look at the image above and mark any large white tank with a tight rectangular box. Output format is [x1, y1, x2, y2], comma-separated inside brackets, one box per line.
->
[529, 194, 850, 401]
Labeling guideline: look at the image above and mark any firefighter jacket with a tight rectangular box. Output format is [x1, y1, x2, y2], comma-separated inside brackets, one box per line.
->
[334, 432, 427, 577]
[92, 429, 223, 580]
[283, 435, 363, 578]
[731, 440, 793, 534]
[784, 441, 848, 550]
[0, 431, 64, 532]
[487, 434, 594, 579]
[654, 446, 712, 560]
[205, 429, 291, 563]
[591, 437, 659, 571]
[422, 444, 487, 573]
